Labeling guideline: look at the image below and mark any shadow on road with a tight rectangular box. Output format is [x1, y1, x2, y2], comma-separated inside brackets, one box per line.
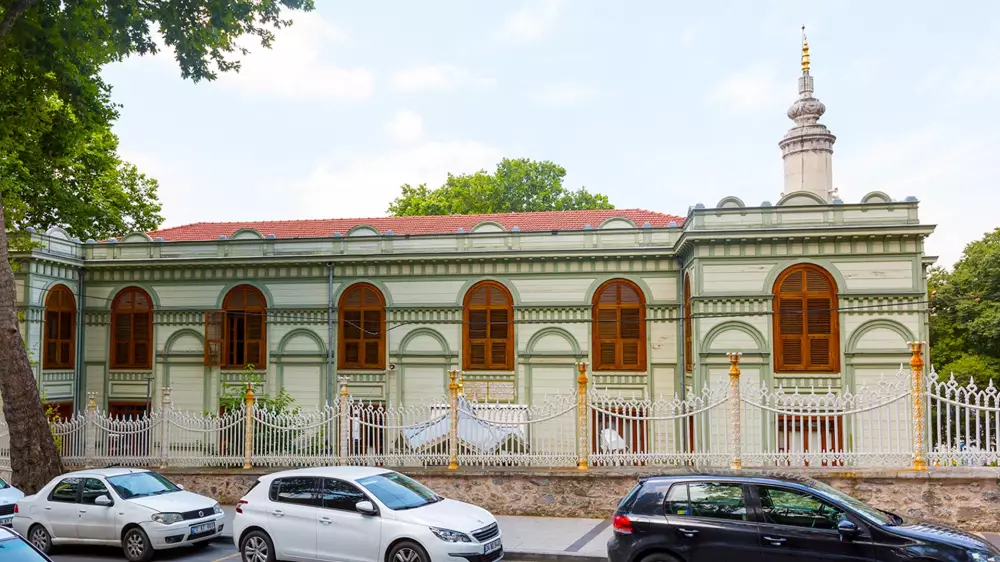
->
[50, 541, 236, 562]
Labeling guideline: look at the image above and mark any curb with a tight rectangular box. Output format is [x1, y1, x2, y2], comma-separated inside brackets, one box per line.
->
[504, 550, 606, 562]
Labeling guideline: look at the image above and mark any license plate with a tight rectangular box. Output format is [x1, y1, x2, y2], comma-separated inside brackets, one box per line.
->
[483, 538, 502, 554]
[0, 516, 11, 527]
[190, 522, 215, 536]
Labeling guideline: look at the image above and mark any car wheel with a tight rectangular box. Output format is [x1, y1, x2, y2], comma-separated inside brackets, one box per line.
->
[122, 527, 154, 562]
[28, 525, 52, 554]
[241, 530, 276, 562]
[640, 552, 681, 562]
[389, 541, 429, 562]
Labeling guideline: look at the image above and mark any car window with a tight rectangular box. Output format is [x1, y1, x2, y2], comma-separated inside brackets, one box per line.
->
[0, 477, 8, 490]
[667, 483, 747, 521]
[49, 478, 80, 503]
[630, 481, 671, 516]
[81, 478, 111, 505]
[269, 477, 322, 507]
[321, 479, 367, 512]
[759, 486, 848, 531]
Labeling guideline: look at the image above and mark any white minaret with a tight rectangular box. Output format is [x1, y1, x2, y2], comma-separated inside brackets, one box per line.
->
[779, 28, 837, 202]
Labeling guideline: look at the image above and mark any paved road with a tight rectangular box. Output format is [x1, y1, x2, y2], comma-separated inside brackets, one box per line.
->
[50, 540, 238, 562]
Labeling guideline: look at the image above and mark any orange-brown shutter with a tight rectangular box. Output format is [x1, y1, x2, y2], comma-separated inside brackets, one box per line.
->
[778, 298, 804, 369]
[204, 311, 225, 366]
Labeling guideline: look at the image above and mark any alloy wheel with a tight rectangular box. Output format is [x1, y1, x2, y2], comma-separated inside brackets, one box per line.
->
[125, 531, 145, 560]
[29, 527, 49, 552]
[394, 547, 421, 562]
[244, 535, 269, 562]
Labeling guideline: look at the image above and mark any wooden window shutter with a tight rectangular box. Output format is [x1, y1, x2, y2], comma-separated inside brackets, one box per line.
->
[43, 285, 76, 370]
[338, 283, 386, 370]
[463, 281, 513, 371]
[204, 311, 225, 366]
[773, 265, 839, 373]
[592, 280, 646, 372]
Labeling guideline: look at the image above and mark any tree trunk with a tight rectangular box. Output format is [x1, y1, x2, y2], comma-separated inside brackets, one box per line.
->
[0, 0, 39, 46]
[0, 196, 63, 493]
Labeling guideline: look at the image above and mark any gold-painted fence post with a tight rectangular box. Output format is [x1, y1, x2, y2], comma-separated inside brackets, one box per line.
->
[243, 383, 255, 470]
[576, 361, 589, 471]
[84, 392, 97, 468]
[910, 342, 928, 471]
[728, 352, 743, 470]
[338, 376, 350, 462]
[448, 369, 460, 470]
[160, 387, 171, 469]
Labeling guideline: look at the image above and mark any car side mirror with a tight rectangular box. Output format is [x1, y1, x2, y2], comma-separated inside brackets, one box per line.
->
[838, 520, 860, 540]
[95, 495, 113, 507]
[356, 501, 377, 516]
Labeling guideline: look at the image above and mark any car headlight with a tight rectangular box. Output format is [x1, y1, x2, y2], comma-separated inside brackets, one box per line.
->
[213, 503, 223, 515]
[971, 551, 999, 562]
[430, 527, 472, 543]
[151, 513, 183, 525]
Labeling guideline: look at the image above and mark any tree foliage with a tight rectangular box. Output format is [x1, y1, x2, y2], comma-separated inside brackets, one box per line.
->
[388, 158, 614, 216]
[930, 227, 1000, 387]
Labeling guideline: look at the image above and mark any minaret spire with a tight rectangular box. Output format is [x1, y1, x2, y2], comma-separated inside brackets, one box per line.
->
[778, 27, 837, 202]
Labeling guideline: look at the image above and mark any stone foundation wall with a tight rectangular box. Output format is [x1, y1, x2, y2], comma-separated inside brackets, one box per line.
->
[158, 467, 1000, 532]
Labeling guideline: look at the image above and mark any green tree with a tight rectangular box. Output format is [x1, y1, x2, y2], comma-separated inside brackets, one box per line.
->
[387, 158, 614, 216]
[0, 0, 312, 493]
[929, 227, 1000, 389]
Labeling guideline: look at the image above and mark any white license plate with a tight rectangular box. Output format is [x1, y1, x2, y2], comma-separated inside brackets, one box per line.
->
[483, 538, 502, 554]
[190, 522, 215, 536]
[0, 516, 11, 527]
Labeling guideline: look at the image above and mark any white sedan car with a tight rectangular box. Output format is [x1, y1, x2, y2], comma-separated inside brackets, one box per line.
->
[233, 467, 503, 562]
[13, 468, 224, 561]
[0, 476, 25, 527]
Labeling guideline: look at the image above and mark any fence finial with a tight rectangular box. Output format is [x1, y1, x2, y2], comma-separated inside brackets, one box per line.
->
[727, 352, 743, 470]
[87, 392, 97, 412]
[575, 361, 589, 471]
[909, 341, 927, 471]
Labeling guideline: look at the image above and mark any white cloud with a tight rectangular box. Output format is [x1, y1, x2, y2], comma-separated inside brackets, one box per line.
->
[297, 141, 505, 218]
[708, 64, 785, 115]
[838, 129, 999, 268]
[386, 110, 425, 144]
[216, 13, 374, 100]
[531, 82, 604, 107]
[679, 26, 699, 47]
[496, 0, 565, 44]
[389, 64, 496, 93]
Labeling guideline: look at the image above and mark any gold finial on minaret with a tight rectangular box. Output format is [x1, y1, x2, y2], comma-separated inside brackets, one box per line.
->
[801, 25, 810, 73]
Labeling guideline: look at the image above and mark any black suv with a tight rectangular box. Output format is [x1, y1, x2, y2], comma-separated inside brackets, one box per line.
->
[608, 473, 999, 562]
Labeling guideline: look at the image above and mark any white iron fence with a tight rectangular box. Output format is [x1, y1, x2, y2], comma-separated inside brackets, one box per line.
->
[1, 346, 993, 471]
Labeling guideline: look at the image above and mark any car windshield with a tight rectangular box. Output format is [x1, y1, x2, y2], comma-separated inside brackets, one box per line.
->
[107, 472, 180, 499]
[357, 472, 441, 511]
[809, 480, 895, 525]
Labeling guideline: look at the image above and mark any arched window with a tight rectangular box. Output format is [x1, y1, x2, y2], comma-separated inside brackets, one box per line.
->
[593, 279, 646, 371]
[339, 283, 386, 370]
[684, 274, 693, 373]
[463, 281, 514, 371]
[43, 285, 76, 370]
[212, 285, 267, 369]
[110, 287, 153, 370]
[773, 264, 840, 372]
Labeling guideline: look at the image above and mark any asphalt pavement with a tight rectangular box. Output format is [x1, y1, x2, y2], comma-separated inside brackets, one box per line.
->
[50, 540, 238, 562]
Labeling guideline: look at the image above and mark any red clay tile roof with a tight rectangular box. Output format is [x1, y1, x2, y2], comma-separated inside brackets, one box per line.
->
[148, 209, 685, 242]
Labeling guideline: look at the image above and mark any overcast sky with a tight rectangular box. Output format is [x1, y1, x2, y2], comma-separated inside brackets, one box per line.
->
[103, 0, 1000, 268]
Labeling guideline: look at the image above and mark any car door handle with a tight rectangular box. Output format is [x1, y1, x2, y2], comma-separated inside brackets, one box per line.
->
[44, 507, 51, 511]
[764, 536, 787, 546]
[272, 510, 285, 517]
[319, 517, 333, 525]
[79, 509, 87, 514]
[677, 528, 699, 538]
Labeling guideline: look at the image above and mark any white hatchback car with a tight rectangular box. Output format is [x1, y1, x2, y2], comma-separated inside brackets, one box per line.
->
[233, 467, 503, 562]
[0, 476, 25, 527]
[13, 468, 224, 561]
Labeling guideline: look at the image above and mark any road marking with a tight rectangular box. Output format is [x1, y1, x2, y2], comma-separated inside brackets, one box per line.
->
[566, 519, 611, 552]
[212, 553, 240, 562]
